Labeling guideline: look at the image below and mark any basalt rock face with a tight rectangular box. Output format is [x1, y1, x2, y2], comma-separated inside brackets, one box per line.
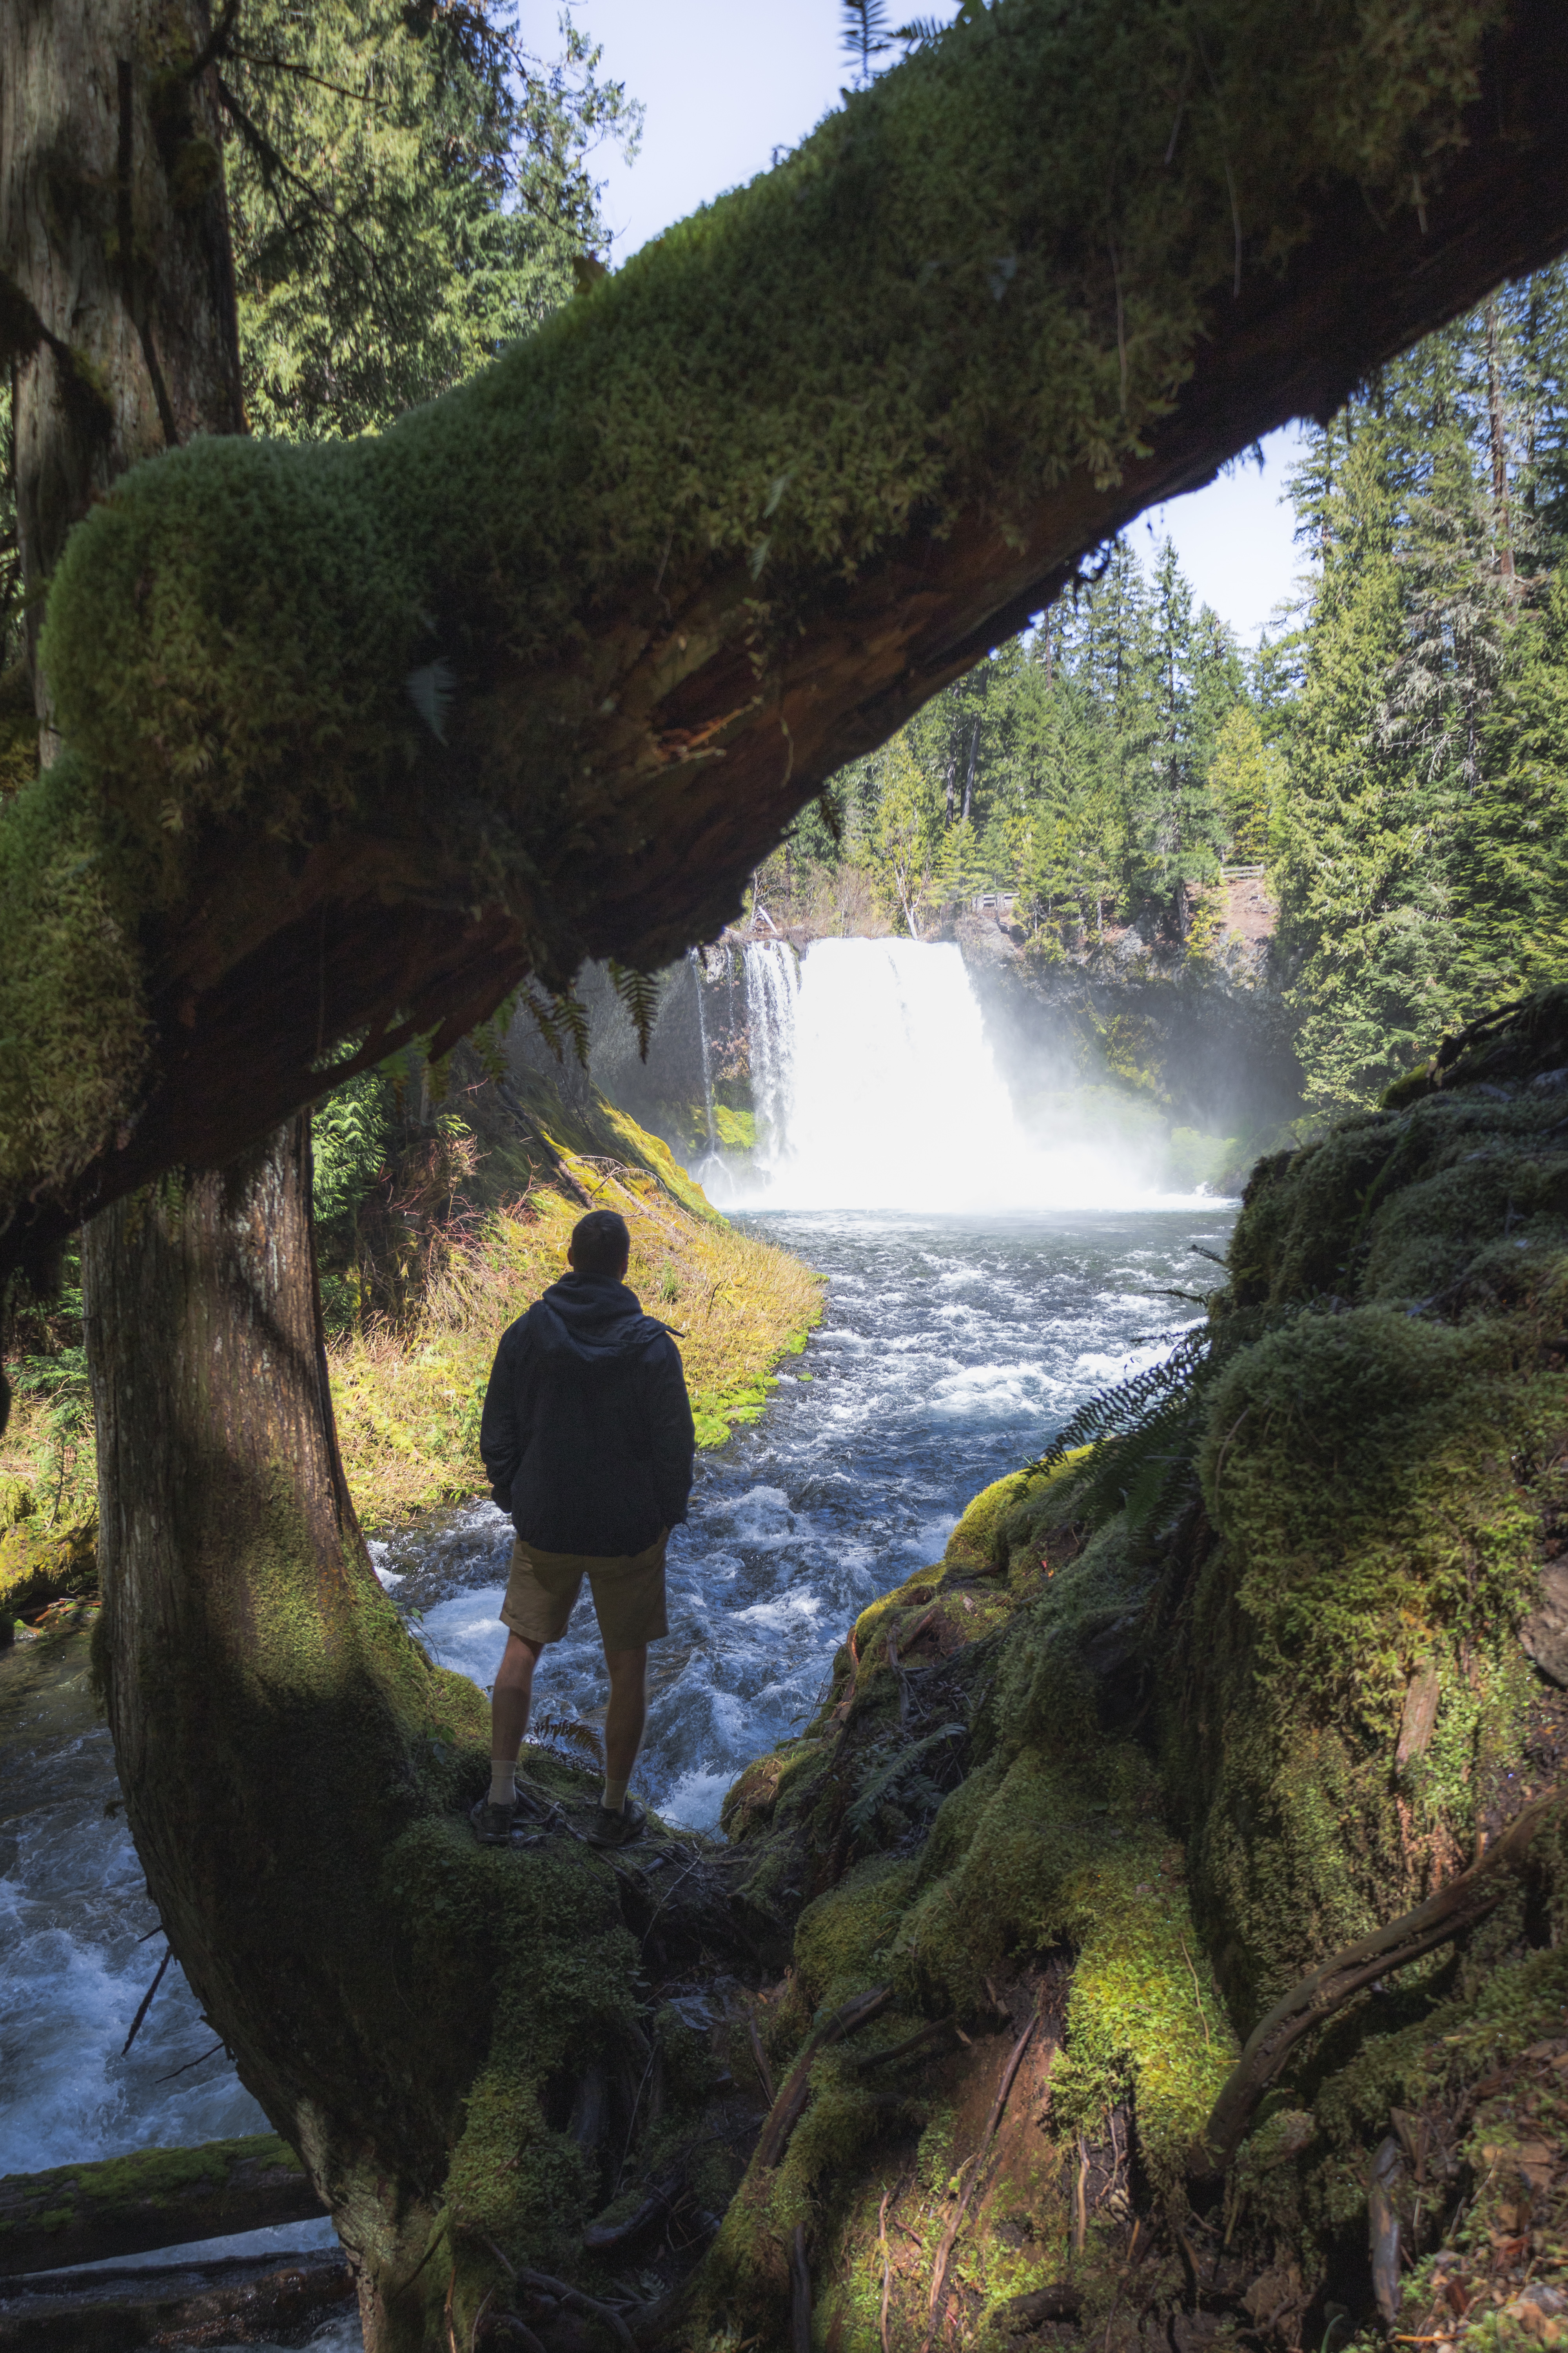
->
[689, 987, 1568, 2353]
[957, 913, 1306, 1189]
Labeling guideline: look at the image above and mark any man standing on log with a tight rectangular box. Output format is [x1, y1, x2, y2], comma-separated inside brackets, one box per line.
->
[474, 1208, 695, 1848]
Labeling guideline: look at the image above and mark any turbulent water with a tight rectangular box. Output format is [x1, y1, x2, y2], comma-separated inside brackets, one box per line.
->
[0, 938, 1232, 2344]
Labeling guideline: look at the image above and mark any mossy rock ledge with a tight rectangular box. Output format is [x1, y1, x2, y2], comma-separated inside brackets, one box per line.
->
[654, 988, 1568, 2353]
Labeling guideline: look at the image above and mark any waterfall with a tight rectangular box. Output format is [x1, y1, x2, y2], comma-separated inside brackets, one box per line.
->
[689, 948, 719, 1152]
[740, 936, 1156, 1211]
[742, 939, 801, 1173]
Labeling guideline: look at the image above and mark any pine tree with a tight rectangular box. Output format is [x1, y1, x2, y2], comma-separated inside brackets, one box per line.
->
[224, 1, 639, 439]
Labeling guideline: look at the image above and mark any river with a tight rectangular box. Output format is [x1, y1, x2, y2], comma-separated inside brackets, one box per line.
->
[0, 936, 1234, 2345]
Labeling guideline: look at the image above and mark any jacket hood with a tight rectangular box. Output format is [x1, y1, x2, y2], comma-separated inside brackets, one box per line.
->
[527, 1274, 671, 1364]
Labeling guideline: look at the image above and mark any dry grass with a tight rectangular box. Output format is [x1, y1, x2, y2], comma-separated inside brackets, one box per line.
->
[329, 1154, 822, 1532]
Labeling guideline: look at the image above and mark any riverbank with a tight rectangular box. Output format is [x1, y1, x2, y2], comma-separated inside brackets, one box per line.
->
[0, 1035, 821, 1629]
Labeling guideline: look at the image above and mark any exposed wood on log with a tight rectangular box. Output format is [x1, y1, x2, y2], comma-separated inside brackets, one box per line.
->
[5, 0, 1568, 1276]
[0, 2134, 324, 2277]
[1188, 1787, 1566, 2181]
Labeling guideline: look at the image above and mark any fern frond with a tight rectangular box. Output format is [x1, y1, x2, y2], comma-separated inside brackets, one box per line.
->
[526, 1712, 603, 1769]
[607, 960, 662, 1061]
[523, 982, 592, 1069]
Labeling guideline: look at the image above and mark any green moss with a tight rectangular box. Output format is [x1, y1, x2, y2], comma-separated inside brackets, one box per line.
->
[5, 1, 1506, 1214]
[0, 1476, 36, 1529]
[0, 2133, 305, 2226]
[0, 1517, 97, 1620]
[794, 1854, 919, 2010]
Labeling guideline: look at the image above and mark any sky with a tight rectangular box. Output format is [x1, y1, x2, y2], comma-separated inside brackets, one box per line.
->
[567, 0, 1308, 648]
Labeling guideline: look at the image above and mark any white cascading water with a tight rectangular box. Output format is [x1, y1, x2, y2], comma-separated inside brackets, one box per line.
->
[739, 936, 1158, 1211]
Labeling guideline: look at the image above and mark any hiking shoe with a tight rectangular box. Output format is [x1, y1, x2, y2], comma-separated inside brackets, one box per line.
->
[470, 1796, 518, 1847]
[585, 1796, 647, 1848]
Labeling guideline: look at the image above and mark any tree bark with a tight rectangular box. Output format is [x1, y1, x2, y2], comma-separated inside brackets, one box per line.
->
[83, 1123, 481, 2349]
[0, 0, 243, 739]
[4, 0, 1568, 1274]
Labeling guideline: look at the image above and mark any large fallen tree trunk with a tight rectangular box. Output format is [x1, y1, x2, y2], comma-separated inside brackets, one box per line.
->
[4, 0, 1568, 1274]
[0, 2135, 325, 2277]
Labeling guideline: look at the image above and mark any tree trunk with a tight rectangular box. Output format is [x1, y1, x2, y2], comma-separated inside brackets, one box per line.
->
[83, 1125, 488, 2349]
[1, 0, 243, 738]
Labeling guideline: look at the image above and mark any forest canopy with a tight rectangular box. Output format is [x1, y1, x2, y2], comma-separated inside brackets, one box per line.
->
[765, 267, 1568, 1114]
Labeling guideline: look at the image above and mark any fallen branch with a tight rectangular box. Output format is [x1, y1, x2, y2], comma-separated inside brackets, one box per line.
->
[481, 2241, 635, 2352]
[1188, 1786, 1566, 2180]
[753, 1986, 893, 2171]
[0, 2250, 350, 2351]
[925, 2013, 1038, 2349]
[120, 1941, 171, 2056]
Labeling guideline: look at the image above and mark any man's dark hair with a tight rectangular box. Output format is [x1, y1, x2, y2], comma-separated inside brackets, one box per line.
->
[570, 1209, 631, 1275]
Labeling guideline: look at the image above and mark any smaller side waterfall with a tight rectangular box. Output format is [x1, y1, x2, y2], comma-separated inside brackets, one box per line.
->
[688, 948, 719, 1153]
[742, 939, 801, 1173]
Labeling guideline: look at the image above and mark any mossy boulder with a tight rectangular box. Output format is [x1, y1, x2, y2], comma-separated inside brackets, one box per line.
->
[0, 1515, 97, 1636]
[697, 991, 1568, 2353]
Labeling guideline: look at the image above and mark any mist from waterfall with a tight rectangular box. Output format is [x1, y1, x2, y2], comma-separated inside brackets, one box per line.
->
[733, 936, 1168, 1212]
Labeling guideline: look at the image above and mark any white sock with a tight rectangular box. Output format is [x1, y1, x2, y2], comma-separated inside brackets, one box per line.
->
[489, 1758, 517, 1807]
[602, 1776, 629, 1815]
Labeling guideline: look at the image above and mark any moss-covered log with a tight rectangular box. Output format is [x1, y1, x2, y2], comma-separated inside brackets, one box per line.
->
[0, 2135, 323, 2276]
[5, 0, 1568, 1271]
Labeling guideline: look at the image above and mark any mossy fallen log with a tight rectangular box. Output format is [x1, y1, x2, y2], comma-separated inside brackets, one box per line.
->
[0, 2134, 324, 2276]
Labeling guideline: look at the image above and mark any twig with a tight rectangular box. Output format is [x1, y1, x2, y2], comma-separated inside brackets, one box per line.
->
[481, 2241, 635, 2352]
[1189, 1783, 1566, 2179]
[856, 2016, 957, 2073]
[1074, 2136, 1089, 2252]
[753, 1986, 893, 2170]
[638, 1847, 706, 1952]
[152, 2037, 226, 2083]
[925, 2012, 1037, 2348]
[879, 2187, 893, 2353]
[121, 1942, 172, 2055]
[748, 2014, 777, 2106]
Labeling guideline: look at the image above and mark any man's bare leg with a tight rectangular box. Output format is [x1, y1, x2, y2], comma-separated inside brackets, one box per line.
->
[601, 1645, 648, 1813]
[489, 1633, 542, 1807]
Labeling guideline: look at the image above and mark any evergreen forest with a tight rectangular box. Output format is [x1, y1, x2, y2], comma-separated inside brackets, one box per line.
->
[765, 269, 1568, 1113]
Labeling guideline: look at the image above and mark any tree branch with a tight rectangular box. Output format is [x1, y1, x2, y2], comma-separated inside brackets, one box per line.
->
[1187, 1787, 1566, 2182]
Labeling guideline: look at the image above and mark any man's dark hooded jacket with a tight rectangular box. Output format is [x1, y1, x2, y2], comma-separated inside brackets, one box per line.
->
[479, 1273, 695, 1556]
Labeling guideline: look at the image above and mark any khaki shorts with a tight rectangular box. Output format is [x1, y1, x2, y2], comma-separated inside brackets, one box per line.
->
[500, 1529, 669, 1651]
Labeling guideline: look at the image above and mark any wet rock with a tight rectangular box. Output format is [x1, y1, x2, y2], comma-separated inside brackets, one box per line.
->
[1522, 1562, 1568, 1687]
